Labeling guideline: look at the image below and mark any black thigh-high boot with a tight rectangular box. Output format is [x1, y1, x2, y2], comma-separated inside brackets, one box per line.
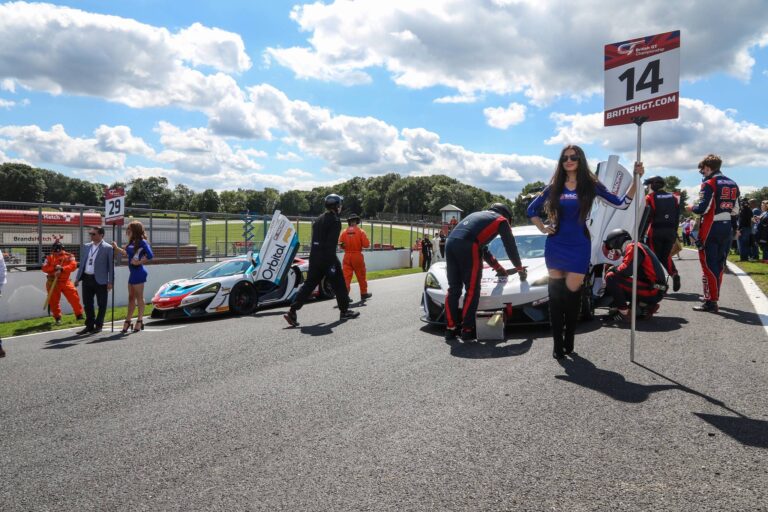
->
[548, 278, 566, 359]
[563, 287, 582, 355]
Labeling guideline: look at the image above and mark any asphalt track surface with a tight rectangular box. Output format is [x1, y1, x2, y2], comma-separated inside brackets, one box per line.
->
[1, 250, 766, 511]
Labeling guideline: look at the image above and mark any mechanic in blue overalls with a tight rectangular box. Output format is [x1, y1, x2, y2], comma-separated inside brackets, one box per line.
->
[643, 176, 681, 291]
[691, 154, 740, 313]
[527, 145, 643, 360]
[444, 203, 526, 343]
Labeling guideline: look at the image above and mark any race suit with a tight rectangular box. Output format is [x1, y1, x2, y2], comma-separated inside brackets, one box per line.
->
[339, 225, 370, 294]
[42, 251, 84, 320]
[645, 190, 680, 277]
[691, 171, 740, 302]
[290, 211, 351, 312]
[605, 242, 667, 309]
[444, 211, 523, 331]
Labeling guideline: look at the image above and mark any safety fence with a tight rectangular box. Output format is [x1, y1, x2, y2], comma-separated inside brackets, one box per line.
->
[0, 201, 443, 270]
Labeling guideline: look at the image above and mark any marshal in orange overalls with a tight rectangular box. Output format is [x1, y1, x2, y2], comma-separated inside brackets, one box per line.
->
[339, 224, 370, 295]
[42, 249, 84, 321]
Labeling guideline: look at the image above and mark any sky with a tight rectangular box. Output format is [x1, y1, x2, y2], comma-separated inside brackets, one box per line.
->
[0, 0, 766, 205]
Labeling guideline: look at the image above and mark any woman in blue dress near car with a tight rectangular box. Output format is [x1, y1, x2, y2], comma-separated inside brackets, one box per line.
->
[112, 220, 154, 333]
[527, 145, 644, 359]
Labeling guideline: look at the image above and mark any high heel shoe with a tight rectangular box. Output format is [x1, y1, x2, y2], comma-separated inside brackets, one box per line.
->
[133, 320, 144, 332]
[121, 320, 133, 334]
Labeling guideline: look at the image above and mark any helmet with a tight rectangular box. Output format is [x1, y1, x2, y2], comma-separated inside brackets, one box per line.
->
[324, 193, 343, 210]
[643, 175, 665, 187]
[347, 213, 361, 224]
[488, 202, 512, 222]
[604, 228, 632, 251]
[51, 240, 63, 252]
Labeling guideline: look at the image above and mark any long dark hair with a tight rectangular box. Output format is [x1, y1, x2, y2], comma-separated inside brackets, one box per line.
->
[544, 145, 598, 225]
[127, 220, 147, 251]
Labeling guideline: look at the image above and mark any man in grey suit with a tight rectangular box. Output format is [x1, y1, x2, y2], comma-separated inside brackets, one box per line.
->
[74, 226, 114, 334]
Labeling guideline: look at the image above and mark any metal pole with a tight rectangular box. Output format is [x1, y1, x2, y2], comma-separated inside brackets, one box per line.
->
[111, 225, 116, 333]
[37, 206, 43, 265]
[201, 214, 207, 263]
[389, 222, 393, 247]
[630, 116, 647, 362]
[176, 213, 181, 262]
[149, 211, 153, 245]
[225, 217, 229, 258]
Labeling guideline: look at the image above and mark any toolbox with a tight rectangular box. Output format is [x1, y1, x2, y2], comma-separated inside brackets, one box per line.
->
[475, 310, 506, 341]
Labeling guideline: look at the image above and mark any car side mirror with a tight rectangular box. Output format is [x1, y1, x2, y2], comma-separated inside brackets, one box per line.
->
[246, 250, 257, 266]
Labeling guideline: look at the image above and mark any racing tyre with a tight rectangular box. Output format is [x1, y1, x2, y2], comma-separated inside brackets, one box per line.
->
[579, 290, 595, 321]
[230, 281, 258, 315]
[319, 276, 336, 300]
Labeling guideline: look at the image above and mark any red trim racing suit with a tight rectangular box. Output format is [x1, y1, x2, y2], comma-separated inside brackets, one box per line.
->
[645, 190, 680, 277]
[444, 211, 523, 331]
[691, 172, 740, 302]
[605, 242, 667, 310]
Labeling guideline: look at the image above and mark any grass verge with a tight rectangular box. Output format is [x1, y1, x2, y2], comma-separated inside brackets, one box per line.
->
[0, 305, 155, 339]
[0, 267, 423, 338]
[727, 253, 768, 296]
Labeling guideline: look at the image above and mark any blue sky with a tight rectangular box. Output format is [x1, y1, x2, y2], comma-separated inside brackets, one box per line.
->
[0, 1, 766, 204]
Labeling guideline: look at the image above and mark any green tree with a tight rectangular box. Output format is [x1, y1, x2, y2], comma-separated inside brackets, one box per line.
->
[0, 163, 46, 202]
[663, 175, 689, 217]
[191, 189, 220, 213]
[511, 181, 546, 225]
[278, 190, 310, 215]
[170, 184, 195, 211]
[127, 176, 173, 209]
[219, 190, 247, 214]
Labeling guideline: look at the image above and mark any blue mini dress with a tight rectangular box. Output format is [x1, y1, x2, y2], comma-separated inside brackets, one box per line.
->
[527, 182, 630, 273]
[126, 240, 154, 285]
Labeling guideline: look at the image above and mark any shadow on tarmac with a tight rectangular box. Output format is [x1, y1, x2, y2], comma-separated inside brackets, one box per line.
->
[447, 337, 534, 359]
[299, 319, 345, 336]
[714, 306, 764, 327]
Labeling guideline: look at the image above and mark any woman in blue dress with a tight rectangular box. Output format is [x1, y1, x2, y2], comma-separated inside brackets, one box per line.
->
[112, 221, 154, 333]
[527, 145, 644, 359]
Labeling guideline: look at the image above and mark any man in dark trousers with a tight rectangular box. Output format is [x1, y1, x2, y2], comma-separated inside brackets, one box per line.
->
[691, 154, 740, 313]
[74, 226, 114, 334]
[602, 229, 667, 323]
[421, 234, 433, 271]
[445, 203, 526, 342]
[643, 176, 681, 291]
[438, 231, 446, 259]
[284, 194, 360, 327]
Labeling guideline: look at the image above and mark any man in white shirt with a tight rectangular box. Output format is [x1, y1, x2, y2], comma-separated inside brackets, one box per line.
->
[74, 226, 114, 334]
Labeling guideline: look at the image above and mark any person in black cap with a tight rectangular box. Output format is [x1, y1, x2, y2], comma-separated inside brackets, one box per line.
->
[284, 194, 360, 327]
[421, 234, 433, 271]
[444, 202, 526, 342]
[643, 175, 681, 291]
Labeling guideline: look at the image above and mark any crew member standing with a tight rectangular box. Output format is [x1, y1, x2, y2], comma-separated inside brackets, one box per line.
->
[339, 213, 371, 301]
[438, 231, 447, 259]
[42, 240, 84, 325]
[643, 176, 681, 291]
[421, 234, 433, 271]
[691, 154, 740, 313]
[602, 229, 667, 322]
[445, 203, 526, 342]
[284, 194, 360, 327]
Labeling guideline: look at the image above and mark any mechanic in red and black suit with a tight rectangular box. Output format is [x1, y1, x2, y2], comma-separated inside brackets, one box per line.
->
[444, 203, 526, 342]
[602, 229, 667, 322]
[691, 154, 740, 313]
[643, 176, 681, 292]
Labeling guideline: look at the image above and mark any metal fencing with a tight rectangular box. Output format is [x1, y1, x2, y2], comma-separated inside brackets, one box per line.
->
[0, 201, 443, 270]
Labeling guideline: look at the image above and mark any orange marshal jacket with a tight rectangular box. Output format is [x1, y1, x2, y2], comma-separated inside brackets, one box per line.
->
[42, 251, 78, 282]
[339, 226, 370, 254]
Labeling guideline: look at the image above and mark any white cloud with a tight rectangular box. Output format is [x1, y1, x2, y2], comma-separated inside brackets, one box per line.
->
[433, 94, 479, 104]
[94, 125, 155, 156]
[284, 168, 313, 178]
[154, 122, 266, 174]
[0, 99, 14, 109]
[0, 2, 250, 111]
[276, 151, 303, 162]
[266, 0, 768, 104]
[0, 124, 126, 169]
[484, 102, 527, 129]
[547, 98, 768, 170]
[0, 79, 14, 92]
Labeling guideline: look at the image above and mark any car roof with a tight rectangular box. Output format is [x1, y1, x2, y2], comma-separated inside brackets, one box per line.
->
[511, 224, 543, 236]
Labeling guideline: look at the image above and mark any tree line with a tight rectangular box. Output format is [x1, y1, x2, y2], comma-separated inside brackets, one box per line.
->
[1, 161, 745, 221]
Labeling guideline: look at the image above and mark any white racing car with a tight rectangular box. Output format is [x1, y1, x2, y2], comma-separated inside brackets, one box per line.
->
[421, 225, 574, 325]
[421, 155, 647, 326]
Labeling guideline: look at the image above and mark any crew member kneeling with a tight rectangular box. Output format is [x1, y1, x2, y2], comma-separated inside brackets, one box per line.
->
[603, 229, 667, 323]
[445, 203, 526, 342]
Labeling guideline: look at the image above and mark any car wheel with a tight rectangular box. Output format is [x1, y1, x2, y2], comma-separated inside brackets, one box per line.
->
[229, 281, 258, 315]
[319, 276, 336, 299]
[579, 290, 594, 321]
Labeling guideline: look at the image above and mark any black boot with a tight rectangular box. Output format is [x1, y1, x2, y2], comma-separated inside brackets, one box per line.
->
[563, 287, 582, 355]
[548, 278, 566, 359]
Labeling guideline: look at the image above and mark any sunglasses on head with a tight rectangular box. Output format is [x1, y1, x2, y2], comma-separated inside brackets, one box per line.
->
[561, 154, 580, 163]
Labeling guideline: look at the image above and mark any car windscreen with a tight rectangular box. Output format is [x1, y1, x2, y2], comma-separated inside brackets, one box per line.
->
[488, 234, 546, 260]
[193, 259, 251, 279]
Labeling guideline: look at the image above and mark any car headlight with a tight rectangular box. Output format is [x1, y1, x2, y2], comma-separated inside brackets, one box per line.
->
[531, 275, 549, 287]
[425, 272, 442, 289]
[193, 283, 220, 295]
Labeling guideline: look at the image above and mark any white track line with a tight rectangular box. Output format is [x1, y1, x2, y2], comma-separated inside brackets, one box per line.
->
[725, 259, 768, 337]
